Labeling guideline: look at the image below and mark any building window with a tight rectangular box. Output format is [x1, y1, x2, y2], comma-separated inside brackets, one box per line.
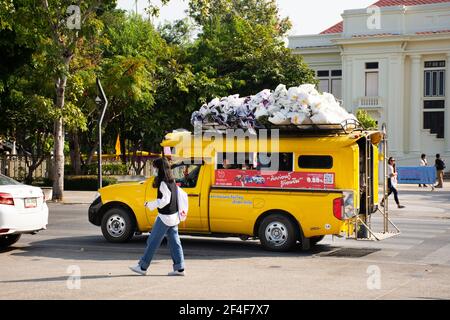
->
[365, 72, 379, 97]
[424, 61, 445, 68]
[424, 70, 445, 97]
[364, 62, 379, 97]
[423, 112, 444, 139]
[423, 61, 446, 139]
[318, 79, 329, 93]
[366, 62, 379, 69]
[317, 69, 342, 100]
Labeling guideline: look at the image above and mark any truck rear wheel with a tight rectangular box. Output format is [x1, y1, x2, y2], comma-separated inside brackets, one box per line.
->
[310, 235, 325, 246]
[258, 214, 298, 252]
[101, 207, 136, 243]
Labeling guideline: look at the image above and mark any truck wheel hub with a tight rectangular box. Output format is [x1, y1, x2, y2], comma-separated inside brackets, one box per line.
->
[107, 215, 125, 237]
[265, 222, 288, 246]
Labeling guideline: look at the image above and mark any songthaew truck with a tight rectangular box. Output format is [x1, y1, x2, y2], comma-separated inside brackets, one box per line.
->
[88, 121, 400, 252]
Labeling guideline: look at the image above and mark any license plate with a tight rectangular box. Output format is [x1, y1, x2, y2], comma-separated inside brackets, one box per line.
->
[24, 198, 37, 208]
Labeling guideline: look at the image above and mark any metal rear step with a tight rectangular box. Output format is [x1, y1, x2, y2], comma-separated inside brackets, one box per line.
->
[350, 123, 401, 242]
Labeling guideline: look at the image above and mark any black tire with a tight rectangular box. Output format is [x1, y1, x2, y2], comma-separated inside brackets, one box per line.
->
[310, 235, 325, 246]
[0, 234, 21, 249]
[258, 214, 298, 252]
[101, 207, 136, 243]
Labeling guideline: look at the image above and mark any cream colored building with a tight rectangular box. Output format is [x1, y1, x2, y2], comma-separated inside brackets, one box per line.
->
[289, 0, 450, 166]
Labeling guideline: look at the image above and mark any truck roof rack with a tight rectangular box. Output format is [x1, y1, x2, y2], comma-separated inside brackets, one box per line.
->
[195, 119, 364, 136]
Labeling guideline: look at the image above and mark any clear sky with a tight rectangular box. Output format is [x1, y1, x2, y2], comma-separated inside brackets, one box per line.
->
[117, 0, 376, 35]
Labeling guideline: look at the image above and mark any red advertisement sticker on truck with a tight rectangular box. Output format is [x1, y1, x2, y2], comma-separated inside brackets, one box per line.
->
[214, 170, 335, 190]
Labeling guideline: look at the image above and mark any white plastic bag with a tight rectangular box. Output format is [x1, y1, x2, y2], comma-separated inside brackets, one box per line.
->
[177, 186, 189, 222]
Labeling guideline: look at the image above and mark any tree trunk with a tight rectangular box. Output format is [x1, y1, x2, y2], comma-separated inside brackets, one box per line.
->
[52, 76, 68, 201]
[69, 130, 82, 175]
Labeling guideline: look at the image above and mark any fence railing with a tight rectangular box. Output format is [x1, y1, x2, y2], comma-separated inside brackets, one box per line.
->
[0, 155, 52, 181]
[0, 155, 156, 181]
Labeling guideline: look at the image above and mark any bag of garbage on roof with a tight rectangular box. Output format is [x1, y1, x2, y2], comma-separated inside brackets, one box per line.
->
[190, 83, 357, 130]
[269, 111, 291, 125]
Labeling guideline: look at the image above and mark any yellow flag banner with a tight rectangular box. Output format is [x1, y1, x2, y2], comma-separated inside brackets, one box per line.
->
[115, 134, 121, 160]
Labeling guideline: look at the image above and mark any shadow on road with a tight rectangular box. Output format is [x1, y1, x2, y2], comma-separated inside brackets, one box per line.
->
[5, 235, 351, 261]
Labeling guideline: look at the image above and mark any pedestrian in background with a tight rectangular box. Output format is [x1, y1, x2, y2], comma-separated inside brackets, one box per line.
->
[419, 154, 428, 188]
[435, 154, 446, 189]
[129, 157, 185, 276]
[381, 157, 405, 209]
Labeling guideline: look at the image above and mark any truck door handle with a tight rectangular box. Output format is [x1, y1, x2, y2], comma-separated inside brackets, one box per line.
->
[188, 194, 200, 206]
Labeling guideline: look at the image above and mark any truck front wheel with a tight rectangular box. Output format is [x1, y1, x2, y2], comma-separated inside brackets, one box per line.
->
[258, 214, 298, 252]
[101, 207, 136, 243]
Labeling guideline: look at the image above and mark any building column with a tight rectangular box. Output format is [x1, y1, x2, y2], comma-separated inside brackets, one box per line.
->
[409, 55, 422, 154]
[445, 53, 450, 154]
[343, 56, 353, 112]
[388, 55, 405, 155]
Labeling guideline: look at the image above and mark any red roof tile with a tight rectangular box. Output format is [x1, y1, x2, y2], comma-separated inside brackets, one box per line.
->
[320, 0, 450, 34]
[416, 29, 450, 34]
[352, 33, 398, 38]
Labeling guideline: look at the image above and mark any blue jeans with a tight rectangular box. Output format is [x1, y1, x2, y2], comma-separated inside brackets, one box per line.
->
[139, 217, 185, 271]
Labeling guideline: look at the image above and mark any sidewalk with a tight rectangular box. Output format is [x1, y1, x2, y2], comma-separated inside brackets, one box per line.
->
[52, 191, 98, 204]
[52, 183, 450, 205]
[397, 183, 450, 192]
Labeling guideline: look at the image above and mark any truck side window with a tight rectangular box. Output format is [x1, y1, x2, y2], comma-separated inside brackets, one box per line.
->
[172, 164, 201, 188]
[298, 155, 333, 169]
[257, 153, 293, 172]
[217, 153, 246, 170]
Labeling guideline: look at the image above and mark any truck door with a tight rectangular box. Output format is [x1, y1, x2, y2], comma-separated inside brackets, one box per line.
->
[171, 162, 206, 232]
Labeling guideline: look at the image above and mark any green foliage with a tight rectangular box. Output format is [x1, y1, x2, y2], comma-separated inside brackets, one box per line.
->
[64, 175, 118, 191]
[186, 0, 316, 99]
[84, 163, 128, 175]
[30, 178, 53, 187]
[1, 0, 317, 174]
[356, 110, 378, 130]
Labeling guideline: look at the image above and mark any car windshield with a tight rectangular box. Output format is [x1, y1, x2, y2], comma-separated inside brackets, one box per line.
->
[0, 174, 21, 186]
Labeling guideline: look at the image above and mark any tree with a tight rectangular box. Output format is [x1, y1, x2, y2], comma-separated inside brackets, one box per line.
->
[186, 0, 316, 103]
[2, 0, 115, 200]
[357, 110, 378, 130]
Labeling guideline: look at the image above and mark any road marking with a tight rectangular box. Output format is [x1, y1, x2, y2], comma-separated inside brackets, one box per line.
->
[420, 244, 450, 265]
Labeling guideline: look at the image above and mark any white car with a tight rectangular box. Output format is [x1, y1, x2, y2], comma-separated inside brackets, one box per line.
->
[0, 174, 48, 249]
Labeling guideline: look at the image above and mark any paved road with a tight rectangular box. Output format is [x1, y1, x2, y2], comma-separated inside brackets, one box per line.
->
[1, 186, 450, 300]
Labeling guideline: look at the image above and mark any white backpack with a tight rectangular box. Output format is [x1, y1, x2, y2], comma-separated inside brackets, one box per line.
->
[176, 186, 189, 222]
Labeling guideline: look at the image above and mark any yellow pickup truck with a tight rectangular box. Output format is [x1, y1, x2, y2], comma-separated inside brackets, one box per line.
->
[88, 124, 399, 251]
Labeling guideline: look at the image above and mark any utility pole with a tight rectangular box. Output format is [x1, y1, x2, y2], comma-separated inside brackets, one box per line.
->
[96, 78, 108, 189]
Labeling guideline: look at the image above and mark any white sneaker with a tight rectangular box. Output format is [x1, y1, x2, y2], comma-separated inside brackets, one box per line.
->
[129, 264, 147, 276]
[168, 270, 185, 277]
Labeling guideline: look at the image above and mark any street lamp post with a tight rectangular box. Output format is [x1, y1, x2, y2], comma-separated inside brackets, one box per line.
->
[96, 78, 108, 189]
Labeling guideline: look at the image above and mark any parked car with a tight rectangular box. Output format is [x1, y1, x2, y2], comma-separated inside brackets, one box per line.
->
[0, 174, 48, 249]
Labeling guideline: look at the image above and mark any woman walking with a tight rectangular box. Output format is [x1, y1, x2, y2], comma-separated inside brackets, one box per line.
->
[419, 154, 428, 188]
[129, 157, 185, 276]
[381, 157, 405, 209]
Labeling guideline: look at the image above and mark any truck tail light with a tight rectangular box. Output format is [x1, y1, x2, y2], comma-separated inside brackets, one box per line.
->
[333, 197, 344, 220]
[0, 193, 14, 206]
